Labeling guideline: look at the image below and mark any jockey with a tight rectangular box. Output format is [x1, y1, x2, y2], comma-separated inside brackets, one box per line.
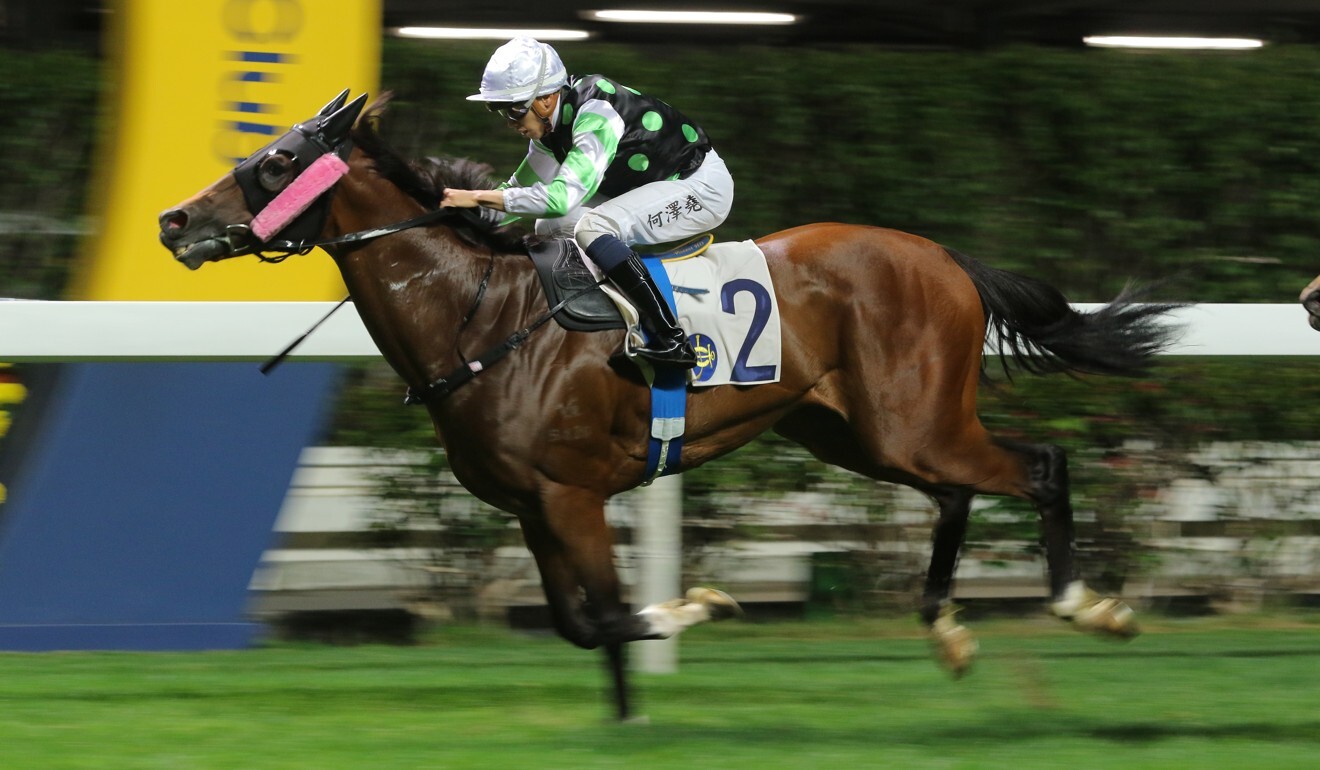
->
[441, 37, 735, 369]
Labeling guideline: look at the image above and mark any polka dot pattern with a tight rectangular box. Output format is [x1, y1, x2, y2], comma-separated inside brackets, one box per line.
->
[541, 76, 711, 197]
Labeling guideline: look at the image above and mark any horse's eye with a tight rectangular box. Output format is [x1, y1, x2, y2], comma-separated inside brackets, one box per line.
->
[257, 152, 296, 192]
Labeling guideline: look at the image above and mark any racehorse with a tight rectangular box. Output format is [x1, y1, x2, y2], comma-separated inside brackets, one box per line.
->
[158, 91, 1179, 721]
[1301, 275, 1320, 330]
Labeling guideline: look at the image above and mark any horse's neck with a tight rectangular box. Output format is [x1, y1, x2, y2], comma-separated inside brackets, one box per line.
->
[331, 205, 537, 400]
[340, 232, 510, 382]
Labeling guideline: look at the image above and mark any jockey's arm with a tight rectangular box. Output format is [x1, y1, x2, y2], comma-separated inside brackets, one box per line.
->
[441, 188, 506, 211]
[442, 102, 620, 218]
[440, 144, 545, 214]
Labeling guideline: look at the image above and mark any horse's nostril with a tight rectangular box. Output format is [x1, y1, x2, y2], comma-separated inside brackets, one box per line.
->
[160, 209, 189, 233]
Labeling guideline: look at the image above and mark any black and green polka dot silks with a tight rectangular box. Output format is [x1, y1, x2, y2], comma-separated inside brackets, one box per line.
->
[537, 74, 711, 199]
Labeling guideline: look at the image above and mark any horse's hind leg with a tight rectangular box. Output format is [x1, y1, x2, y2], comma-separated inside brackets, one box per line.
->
[938, 434, 1136, 638]
[1003, 438, 1139, 638]
[920, 485, 978, 677]
[781, 403, 1137, 670]
[776, 412, 983, 672]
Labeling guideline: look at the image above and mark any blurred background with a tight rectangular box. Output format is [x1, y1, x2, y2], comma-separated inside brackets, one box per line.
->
[3, 0, 1320, 645]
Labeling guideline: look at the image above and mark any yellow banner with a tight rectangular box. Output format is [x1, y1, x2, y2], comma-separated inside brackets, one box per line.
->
[72, 0, 381, 300]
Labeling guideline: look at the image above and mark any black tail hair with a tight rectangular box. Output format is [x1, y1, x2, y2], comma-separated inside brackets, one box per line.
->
[945, 248, 1182, 379]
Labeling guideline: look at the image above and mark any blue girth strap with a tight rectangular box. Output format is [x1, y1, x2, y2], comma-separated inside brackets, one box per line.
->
[640, 254, 687, 483]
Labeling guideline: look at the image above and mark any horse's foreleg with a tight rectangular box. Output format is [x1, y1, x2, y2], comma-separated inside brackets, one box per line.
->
[536, 483, 742, 643]
[1014, 440, 1140, 639]
[528, 482, 742, 720]
[533, 483, 654, 720]
[920, 486, 978, 677]
[524, 531, 639, 720]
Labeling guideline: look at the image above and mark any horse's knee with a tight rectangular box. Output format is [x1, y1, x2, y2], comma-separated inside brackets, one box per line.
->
[543, 598, 605, 650]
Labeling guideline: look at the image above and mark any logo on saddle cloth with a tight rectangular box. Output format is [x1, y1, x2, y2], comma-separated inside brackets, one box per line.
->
[689, 333, 718, 384]
[528, 237, 782, 389]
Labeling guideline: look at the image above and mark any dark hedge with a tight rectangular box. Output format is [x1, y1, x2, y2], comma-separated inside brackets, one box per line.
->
[3, 42, 1319, 449]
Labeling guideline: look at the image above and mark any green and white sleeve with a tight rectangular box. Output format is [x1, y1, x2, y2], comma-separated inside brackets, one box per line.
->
[501, 99, 623, 218]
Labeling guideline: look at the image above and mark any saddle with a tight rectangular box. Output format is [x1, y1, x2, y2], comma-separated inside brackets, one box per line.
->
[527, 234, 716, 332]
[527, 239, 625, 332]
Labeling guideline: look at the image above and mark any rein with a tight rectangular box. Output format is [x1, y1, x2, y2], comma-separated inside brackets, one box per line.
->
[252, 204, 474, 375]
[224, 207, 460, 262]
[403, 276, 605, 405]
[247, 201, 606, 402]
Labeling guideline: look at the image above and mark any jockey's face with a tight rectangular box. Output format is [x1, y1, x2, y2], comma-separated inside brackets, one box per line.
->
[503, 94, 557, 141]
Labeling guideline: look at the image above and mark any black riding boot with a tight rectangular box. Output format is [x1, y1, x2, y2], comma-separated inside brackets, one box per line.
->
[604, 254, 697, 368]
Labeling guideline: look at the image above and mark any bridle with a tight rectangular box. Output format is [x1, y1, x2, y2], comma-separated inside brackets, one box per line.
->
[222, 206, 462, 263]
[225, 108, 473, 262]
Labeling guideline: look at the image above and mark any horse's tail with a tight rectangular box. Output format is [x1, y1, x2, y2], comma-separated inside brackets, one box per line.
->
[945, 247, 1182, 378]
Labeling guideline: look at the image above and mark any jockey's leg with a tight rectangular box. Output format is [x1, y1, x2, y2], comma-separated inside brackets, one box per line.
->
[584, 232, 697, 368]
[573, 152, 733, 368]
[534, 206, 591, 240]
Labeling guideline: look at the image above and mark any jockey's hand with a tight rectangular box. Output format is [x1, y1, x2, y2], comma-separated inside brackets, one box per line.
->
[441, 189, 480, 208]
[441, 189, 505, 211]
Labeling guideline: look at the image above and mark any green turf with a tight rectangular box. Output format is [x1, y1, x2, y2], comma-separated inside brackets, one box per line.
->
[1, 616, 1318, 769]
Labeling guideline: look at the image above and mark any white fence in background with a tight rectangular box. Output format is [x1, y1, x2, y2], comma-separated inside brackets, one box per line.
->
[0, 301, 1318, 362]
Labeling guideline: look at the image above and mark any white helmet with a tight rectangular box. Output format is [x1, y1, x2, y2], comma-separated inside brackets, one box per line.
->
[466, 37, 568, 105]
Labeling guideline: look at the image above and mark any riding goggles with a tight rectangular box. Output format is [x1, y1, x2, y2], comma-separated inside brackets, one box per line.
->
[487, 101, 531, 123]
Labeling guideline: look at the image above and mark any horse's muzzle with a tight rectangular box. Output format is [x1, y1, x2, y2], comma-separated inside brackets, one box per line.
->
[165, 234, 231, 271]
[1302, 289, 1320, 331]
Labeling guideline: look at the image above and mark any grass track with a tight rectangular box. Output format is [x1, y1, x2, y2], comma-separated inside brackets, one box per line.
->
[1, 615, 1318, 769]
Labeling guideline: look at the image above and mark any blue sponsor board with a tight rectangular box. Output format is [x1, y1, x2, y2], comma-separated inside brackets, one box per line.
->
[0, 362, 338, 650]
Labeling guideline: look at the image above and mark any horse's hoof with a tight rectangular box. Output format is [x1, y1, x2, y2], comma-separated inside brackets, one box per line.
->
[930, 607, 978, 677]
[686, 587, 743, 621]
[1053, 583, 1140, 640]
[1072, 597, 1140, 639]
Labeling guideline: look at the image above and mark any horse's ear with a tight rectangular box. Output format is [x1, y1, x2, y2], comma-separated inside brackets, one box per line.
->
[365, 91, 394, 119]
[317, 89, 351, 117]
[322, 93, 369, 143]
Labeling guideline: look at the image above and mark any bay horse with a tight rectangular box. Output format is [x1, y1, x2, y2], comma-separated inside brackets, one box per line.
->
[158, 91, 1179, 721]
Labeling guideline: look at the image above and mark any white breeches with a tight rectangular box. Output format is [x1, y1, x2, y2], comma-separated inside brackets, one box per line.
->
[533, 149, 734, 249]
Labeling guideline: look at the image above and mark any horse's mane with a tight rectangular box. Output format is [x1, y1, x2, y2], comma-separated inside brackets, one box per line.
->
[350, 93, 528, 254]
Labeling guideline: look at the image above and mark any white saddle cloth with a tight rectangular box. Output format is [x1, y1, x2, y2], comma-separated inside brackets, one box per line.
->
[593, 240, 782, 388]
